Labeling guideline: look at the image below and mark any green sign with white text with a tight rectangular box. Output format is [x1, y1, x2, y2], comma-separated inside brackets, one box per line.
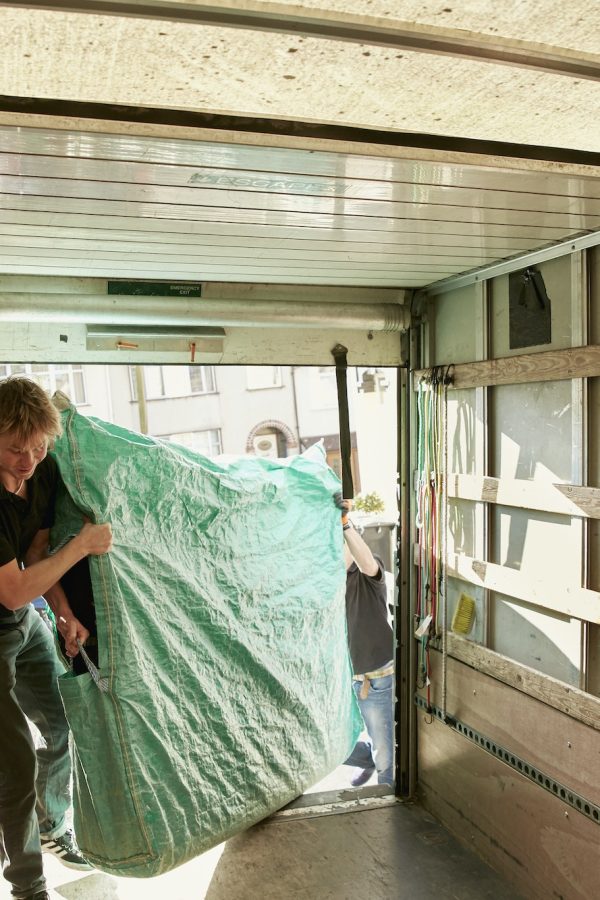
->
[107, 281, 203, 297]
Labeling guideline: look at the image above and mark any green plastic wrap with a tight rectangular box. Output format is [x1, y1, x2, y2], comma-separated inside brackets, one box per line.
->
[50, 405, 362, 876]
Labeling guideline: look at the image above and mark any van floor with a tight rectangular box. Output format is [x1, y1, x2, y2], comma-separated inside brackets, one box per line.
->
[16, 795, 523, 900]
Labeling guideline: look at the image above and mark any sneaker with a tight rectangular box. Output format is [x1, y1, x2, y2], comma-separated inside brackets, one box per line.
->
[40, 830, 92, 871]
[350, 765, 376, 787]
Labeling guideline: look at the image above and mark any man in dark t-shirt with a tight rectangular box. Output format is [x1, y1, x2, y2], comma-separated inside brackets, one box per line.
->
[0, 377, 112, 900]
[340, 502, 394, 787]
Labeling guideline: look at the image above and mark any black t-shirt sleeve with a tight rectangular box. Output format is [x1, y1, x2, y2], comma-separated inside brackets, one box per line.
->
[368, 558, 385, 583]
[0, 511, 18, 567]
[0, 482, 29, 566]
[0, 456, 60, 569]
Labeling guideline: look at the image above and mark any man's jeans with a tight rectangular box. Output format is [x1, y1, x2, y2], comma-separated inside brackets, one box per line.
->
[344, 673, 394, 786]
[0, 605, 71, 898]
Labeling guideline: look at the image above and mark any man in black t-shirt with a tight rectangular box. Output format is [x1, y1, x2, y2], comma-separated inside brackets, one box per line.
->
[0, 377, 112, 900]
[339, 501, 394, 787]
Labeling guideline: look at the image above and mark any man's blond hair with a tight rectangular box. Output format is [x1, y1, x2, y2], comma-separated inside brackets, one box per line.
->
[0, 376, 62, 441]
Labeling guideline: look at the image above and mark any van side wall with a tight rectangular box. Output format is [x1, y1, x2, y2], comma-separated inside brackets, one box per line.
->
[416, 248, 600, 900]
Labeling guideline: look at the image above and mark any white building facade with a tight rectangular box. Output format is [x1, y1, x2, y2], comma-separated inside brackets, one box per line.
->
[0, 362, 397, 516]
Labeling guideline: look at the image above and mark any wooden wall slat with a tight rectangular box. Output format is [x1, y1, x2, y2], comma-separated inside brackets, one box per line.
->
[414, 344, 600, 390]
[447, 552, 600, 623]
[448, 472, 600, 518]
[424, 649, 600, 802]
[413, 542, 600, 622]
[418, 713, 600, 900]
[446, 633, 600, 731]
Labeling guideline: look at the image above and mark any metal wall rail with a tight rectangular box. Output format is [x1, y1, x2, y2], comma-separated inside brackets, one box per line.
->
[422, 229, 600, 296]
[414, 694, 600, 826]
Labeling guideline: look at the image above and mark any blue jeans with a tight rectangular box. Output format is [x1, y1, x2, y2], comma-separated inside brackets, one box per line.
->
[0, 605, 71, 898]
[344, 673, 394, 786]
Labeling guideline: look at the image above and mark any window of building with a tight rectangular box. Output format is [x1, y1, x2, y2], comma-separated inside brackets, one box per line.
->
[308, 366, 337, 410]
[130, 365, 216, 400]
[143, 366, 166, 399]
[0, 363, 87, 404]
[189, 365, 217, 394]
[246, 366, 282, 390]
[166, 429, 223, 457]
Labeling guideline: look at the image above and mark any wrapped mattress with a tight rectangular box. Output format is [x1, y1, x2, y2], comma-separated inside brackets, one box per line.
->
[50, 404, 361, 876]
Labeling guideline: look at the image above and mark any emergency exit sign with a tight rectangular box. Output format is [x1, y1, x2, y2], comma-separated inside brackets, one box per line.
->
[107, 281, 203, 297]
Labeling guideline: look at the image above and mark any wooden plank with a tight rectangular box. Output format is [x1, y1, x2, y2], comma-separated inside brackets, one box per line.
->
[414, 542, 600, 622]
[446, 551, 600, 623]
[445, 632, 600, 732]
[414, 344, 600, 389]
[555, 484, 600, 519]
[418, 713, 600, 900]
[447, 472, 600, 518]
[425, 649, 600, 801]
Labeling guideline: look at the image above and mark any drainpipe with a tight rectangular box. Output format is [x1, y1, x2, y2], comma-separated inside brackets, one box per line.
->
[290, 365, 303, 452]
[134, 366, 148, 434]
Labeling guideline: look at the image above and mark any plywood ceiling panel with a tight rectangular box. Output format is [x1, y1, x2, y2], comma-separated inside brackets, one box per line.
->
[0, 5, 599, 151]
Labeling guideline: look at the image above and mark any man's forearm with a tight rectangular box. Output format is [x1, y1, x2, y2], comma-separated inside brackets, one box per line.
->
[344, 524, 380, 577]
[43, 573, 91, 659]
[2, 535, 90, 609]
[43, 580, 75, 619]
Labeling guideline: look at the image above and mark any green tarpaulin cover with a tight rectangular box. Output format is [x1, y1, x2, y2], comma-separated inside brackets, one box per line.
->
[51, 405, 361, 877]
